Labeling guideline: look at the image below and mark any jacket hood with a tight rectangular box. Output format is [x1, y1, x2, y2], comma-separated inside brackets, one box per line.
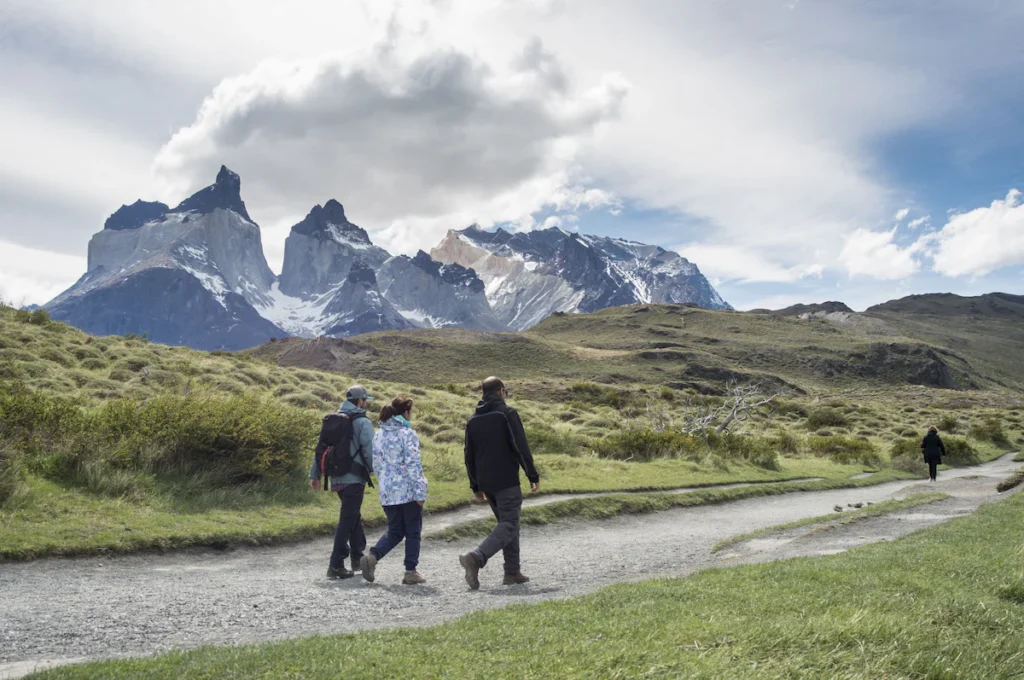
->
[475, 393, 506, 415]
[340, 400, 367, 417]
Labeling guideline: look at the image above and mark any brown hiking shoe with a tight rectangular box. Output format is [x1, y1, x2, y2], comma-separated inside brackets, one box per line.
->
[402, 571, 426, 585]
[360, 554, 377, 583]
[503, 572, 530, 586]
[459, 553, 480, 590]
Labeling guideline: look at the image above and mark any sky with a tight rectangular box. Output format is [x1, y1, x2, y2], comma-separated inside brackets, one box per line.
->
[1, 0, 1023, 311]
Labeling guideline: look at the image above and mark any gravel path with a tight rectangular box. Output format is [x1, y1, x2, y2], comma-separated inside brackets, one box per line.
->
[1, 454, 1019, 678]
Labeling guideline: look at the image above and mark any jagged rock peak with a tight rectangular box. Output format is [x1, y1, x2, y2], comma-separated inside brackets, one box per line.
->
[409, 250, 484, 293]
[291, 199, 371, 244]
[347, 260, 377, 288]
[104, 200, 170, 231]
[173, 165, 252, 221]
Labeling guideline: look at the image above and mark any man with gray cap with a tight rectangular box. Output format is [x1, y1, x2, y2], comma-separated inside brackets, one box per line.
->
[310, 385, 376, 579]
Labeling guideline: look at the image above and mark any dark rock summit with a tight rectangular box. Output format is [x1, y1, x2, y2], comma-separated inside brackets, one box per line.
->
[173, 166, 252, 221]
[104, 200, 171, 231]
[290, 199, 371, 244]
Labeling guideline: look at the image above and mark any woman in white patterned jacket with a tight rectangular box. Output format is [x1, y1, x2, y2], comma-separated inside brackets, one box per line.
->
[360, 396, 429, 585]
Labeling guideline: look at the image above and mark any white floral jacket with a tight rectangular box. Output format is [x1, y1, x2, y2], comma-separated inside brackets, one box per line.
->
[372, 417, 428, 506]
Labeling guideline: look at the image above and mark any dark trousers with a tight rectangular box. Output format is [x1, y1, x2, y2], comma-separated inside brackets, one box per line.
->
[928, 462, 938, 481]
[472, 486, 523, 574]
[370, 502, 424, 571]
[330, 484, 366, 568]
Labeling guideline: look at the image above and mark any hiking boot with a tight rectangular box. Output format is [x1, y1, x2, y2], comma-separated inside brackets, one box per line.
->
[459, 553, 480, 591]
[352, 556, 363, 573]
[402, 571, 426, 585]
[327, 564, 354, 580]
[360, 554, 377, 583]
[503, 572, 530, 586]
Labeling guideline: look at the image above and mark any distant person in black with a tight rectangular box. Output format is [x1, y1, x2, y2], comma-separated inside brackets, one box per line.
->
[459, 377, 540, 590]
[921, 425, 945, 482]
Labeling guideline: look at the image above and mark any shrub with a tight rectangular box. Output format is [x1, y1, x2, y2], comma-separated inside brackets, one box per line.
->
[282, 392, 326, 410]
[706, 432, 779, 469]
[969, 417, 1010, 448]
[890, 438, 918, 459]
[38, 347, 75, 367]
[594, 428, 700, 462]
[79, 357, 109, 371]
[943, 436, 980, 465]
[890, 454, 928, 477]
[525, 426, 585, 457]
[659, 386, 675, 402]
[0, 444, 24, 505]
[771, 430, 802, 454]
[807, 435, 881, 466]
[937, 415, 959, 433]
[29, 308, 51, 325]
[570, 382, 632, 409]
[805, 408, 849, 430]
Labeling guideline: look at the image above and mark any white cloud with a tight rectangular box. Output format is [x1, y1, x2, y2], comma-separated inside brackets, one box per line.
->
[677, 243, 824, 284]
[0, 241, 86, 306]
[894, 208, 910, 222]
[154, 30, 627, 256]
[908, 216, 930, 229]
[923, 189, 1024, 277]
[839, 227, 921, 280]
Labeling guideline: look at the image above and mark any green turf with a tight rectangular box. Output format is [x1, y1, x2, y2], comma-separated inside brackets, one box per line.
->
[32, 481, 1024, 678]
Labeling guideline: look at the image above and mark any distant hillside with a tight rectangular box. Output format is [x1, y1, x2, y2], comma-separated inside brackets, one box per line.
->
[251, 296, 1024, 394]
[867, 292, 1024, 318]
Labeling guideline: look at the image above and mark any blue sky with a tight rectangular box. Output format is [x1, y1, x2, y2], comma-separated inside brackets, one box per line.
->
[1, 0, 1023, 311]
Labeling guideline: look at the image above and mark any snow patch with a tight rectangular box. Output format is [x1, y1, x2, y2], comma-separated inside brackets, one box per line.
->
[180, 265, 230, 309]
[257, 282, 337, 337]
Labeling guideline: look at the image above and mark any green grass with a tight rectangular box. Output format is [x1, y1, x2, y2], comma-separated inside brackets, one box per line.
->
[711, 492, 949, 553]
[1015, 451, 1024, 462]
[0, 456, 869, 561]
[34, 480, 1024, 679]
[427, 469, 914, 542]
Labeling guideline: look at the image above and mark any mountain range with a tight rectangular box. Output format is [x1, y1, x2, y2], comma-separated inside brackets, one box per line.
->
[45, 166, 729, 350]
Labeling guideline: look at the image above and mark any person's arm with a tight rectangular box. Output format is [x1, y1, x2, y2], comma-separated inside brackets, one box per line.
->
[309, 421, 327, 490]
[464, 422, 480, 494]
[938, 436, 946, 456]
[356, 418, 374, 474]
[407, 431, 428, 503]
[507, 408, 539, 487]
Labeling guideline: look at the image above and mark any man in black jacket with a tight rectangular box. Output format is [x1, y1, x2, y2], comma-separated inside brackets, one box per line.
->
[459, 376, 540, 590]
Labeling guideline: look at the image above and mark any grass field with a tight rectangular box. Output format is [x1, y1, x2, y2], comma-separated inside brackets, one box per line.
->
[32, 479, 1024, 678]
[3, 303, 1022, 560]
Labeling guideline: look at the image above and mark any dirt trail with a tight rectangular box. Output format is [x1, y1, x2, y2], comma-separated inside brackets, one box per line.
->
[1, 454, 1019, 679]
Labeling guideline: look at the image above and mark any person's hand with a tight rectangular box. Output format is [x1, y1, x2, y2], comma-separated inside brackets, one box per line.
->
[309, 479, 321, 491]
[530, 481, 540, 493]
[473, 491, 486, 503]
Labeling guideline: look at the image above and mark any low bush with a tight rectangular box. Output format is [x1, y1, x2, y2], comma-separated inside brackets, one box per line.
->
[805, 408, 849, 430]
[943, 436, 980, 465]
[0, 444, 24, 505]
[594, 428, 700, 462]
[969, 417, 1011, 448]
[807, 435, 881, 466]
[38, 347, 75, 367]
[570, 382, 632, 409]
[771, 430, 802, 454]
[79, 357, 109, 371]
[525, 425, 586, 457]
[937, 414, 959, 433]
[890, 438, 918, 459]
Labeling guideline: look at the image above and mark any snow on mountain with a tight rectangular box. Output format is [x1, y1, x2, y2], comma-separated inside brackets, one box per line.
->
[430, 225, 729, 330]
[46, 167, 730, 350]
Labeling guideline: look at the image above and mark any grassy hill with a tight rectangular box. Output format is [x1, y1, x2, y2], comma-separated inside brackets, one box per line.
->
[2, 296, 1022, 560]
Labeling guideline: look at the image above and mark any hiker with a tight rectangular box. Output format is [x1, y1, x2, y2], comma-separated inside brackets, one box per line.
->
[921, 425, 946, 482]
[309, 385, 375, 579]
[459, 376, 540, 590]
[361, 396, 428, 585]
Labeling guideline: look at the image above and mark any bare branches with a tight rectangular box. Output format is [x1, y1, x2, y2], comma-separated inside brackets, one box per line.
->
[681, 381, 787, 438]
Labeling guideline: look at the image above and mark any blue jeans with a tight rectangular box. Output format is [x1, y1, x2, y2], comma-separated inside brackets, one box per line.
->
[330, 484, 366, 568]
[370, 502, 423, 571]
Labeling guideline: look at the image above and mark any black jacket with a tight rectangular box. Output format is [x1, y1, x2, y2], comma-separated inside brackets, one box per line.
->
[464, 394, 540, 494]
[921, 432, 945, 463]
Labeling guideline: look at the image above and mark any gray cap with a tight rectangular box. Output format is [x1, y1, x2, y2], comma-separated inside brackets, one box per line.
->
[346, 384, 374, 402]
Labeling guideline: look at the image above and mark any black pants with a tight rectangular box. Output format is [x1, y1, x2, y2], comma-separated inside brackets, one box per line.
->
[928, 462, 938, 481]
[330, 484, 366, 568]
[472, 486, 523, 574]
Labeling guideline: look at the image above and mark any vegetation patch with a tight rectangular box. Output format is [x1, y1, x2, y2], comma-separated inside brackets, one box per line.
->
[996, 469, 1024, 493]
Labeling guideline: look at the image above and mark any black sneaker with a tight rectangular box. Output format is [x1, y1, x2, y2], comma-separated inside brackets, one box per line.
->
[327, 564, 354, 580]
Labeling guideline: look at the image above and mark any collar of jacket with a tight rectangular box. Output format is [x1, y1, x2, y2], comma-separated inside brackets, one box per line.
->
[339, 400, 366, 417]
[387, 415, 411, 428]
[475, 393, 506, 415]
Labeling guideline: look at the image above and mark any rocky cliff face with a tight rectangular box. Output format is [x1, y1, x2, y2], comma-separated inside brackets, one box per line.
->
[377, 251, 506, 331]
[47, 166, 285, 350]
[430, 226, 729, 331]
[48, 170, 731, 348]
